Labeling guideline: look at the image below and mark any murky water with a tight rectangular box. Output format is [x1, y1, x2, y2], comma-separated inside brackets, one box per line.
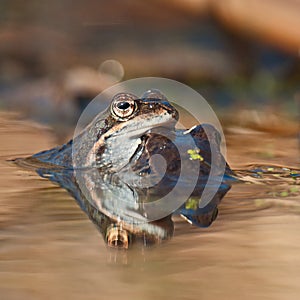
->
[0, 112, 299, 300]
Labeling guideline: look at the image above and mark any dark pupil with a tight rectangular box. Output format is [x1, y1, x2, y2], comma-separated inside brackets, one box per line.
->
[117, 101, 130, 110]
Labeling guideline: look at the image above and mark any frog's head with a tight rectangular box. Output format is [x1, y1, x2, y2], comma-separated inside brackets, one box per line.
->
[108, 90, 178, 136]
[79, 90, 178, 171]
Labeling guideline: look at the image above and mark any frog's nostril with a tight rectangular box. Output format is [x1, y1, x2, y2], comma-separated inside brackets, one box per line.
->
[173, 110, 179, 120]
[165, 105, 179, 120]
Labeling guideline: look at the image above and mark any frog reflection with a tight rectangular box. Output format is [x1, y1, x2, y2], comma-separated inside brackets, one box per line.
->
[22, 90, 234, 249]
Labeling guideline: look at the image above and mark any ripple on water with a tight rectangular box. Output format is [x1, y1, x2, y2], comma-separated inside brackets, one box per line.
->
[1, 112, 300, 300]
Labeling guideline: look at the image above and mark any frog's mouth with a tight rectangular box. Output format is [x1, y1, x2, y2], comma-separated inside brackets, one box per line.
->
[126, 122, 177, 140]
[110, 114, 177, 140]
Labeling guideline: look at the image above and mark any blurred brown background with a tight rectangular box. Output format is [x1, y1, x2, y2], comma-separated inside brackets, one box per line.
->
[0, 0, 299, 137]
[0, 3, 300, 299]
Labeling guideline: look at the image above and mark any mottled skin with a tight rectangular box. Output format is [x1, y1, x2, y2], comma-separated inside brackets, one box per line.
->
[21, 90, 234, 248]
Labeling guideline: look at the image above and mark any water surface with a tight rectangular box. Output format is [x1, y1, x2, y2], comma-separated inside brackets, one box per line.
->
[0, 112, 299, 300]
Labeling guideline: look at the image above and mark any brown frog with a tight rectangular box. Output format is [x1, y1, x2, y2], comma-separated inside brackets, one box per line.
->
[18, 90, 234, 248]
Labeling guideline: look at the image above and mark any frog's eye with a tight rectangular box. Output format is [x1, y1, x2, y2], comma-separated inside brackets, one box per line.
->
[111, 99, 136, 119]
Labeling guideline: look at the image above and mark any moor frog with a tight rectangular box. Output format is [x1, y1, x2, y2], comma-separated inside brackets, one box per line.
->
[17, 90, 234, 248]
